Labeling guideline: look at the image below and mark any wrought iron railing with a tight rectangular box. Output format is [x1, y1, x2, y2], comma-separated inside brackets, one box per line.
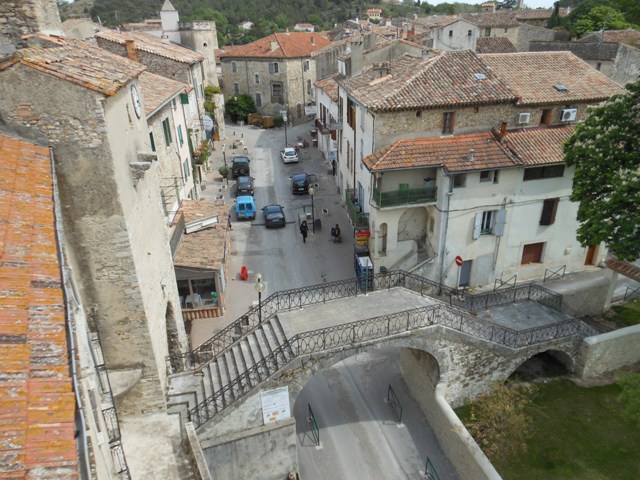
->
[494, 274, 517, 291]
[372, 186, 437, 208]
[544, 265, 566, 283]
[345, 189, 369, 228]
[624, 285, 640, 301]
[168, 269, 564, 374]
[188, 301, 589, 428]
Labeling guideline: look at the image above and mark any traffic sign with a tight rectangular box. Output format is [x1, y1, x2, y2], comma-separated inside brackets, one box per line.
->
[455, 255, 463, 267]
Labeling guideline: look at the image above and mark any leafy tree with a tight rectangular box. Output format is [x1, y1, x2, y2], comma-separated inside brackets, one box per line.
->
[574, 5, 628, 35]
[464, 384, 535, 460]
[274, 14, 290, 29]
[563, 79, 640, 262]
[618, 372, 640, 424]
[496, 0, 519, 10]
[225, 94, 257, 123]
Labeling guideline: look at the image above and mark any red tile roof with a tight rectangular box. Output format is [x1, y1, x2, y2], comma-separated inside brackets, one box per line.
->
[480, 51, 626, 106]
[0, 134, 78, 478]
[315, 75, 339, 101]
[341, 50, 518, 112]
[503, 125, 575, 165]
[219, 32, 331, 59]
[3, 41, 145, 96]
[476, 36, 517, 54]
[138, 71, 188, 116]
[95, 29, 204, 64]
[363, 132, 520, 173]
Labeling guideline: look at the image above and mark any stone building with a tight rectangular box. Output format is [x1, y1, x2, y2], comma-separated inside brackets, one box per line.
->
[219, 31, 332, 125]
[0, 0, 63, 56]
[95, 29, 211, 148]
[332, 50, 625, 287]
[138, 71, 196, 219]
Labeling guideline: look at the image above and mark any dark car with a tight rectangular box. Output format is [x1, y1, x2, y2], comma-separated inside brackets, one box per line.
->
[235, 176, 254, 197]
[231, 156, 250, 178]
[291, 173, 310, 195]
[262, 204, 286, 228]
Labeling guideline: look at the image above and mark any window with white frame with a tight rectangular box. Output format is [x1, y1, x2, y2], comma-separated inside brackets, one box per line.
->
[473, 209, 506, 239]
[269, 62, 279, 74]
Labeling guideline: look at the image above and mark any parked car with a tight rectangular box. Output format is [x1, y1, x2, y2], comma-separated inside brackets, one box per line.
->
[291, 173, 310, 195]
[235, 195, 256, 220]
[235, 176, 254, 197]
[231, 156, 250, 178]
[280, 147, 299, 163]
[262, 204, 286, 228]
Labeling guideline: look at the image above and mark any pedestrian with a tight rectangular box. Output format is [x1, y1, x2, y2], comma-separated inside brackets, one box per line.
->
[300, 220, 309, 243]
[331, 159, 336, 176]
[331, 224, 341, 243]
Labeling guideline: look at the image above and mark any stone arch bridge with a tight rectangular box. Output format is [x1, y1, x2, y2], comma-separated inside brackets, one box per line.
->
[167, 270, 595, 436]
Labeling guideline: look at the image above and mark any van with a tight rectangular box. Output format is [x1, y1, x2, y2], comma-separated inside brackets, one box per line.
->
[235, 195, 256, 220]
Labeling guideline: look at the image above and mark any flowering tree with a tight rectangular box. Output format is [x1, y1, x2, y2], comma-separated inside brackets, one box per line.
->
[563, 79, 640, 261]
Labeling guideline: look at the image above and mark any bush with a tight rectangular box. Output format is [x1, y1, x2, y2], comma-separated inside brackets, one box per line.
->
[273, 116, 284, 128]
[218, 166, 230, 178]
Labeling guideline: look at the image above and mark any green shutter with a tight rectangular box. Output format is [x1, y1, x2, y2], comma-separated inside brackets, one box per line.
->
[180, 93, 189, 104]
[149, 132, 156, 152]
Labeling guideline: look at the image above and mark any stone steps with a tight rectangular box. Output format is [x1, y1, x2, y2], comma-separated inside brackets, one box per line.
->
[167, 315, 293, 428]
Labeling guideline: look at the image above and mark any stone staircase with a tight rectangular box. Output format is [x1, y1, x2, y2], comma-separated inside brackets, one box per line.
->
[167, 316, 294, 427]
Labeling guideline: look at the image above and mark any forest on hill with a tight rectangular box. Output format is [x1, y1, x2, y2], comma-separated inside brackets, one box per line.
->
[58, 0, 639, 46]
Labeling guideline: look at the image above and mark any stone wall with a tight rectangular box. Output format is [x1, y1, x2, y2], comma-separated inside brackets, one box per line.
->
[576, 325, 640, 378]
[0, 0, 61, 57]
[612, 44, 640, 87]
[516, 24, 556, 52]
[400, 348, 502, 480]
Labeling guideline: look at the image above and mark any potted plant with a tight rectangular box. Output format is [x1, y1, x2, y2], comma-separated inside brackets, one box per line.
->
[218, 166, 230, 178]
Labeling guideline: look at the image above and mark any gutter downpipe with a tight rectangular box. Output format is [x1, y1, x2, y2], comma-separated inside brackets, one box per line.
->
[50, 147, 91, 480]
[438, 172, 453, 292]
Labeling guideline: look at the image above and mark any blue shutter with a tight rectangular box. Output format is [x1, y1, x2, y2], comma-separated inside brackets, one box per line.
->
[495, 209, 507, 236]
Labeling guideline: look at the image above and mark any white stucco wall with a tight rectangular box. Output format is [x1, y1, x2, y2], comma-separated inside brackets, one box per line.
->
[433, 20, 479, 52]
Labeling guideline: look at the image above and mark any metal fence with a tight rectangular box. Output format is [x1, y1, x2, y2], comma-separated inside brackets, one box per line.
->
[168, 269, 564, 374]
[188, 300, 587, 428]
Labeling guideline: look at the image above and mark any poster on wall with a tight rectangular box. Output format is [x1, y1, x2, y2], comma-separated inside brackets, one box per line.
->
[260, 386, 291, 425]
[304, 105, 316, 116]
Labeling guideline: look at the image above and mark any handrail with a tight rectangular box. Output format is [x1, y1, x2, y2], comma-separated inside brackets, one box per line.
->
[188, 301, 590, 428]
[544, 265, 566, 283]
[167, 269, 564, 374]
[494, 274, 517, 291]
[624, 285, 640, 301]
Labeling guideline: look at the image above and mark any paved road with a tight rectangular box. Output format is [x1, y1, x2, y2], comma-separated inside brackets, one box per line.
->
[294, 349, 460, 480]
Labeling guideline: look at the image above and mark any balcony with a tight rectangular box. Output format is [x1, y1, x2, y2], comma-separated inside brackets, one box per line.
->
[345, 189, 369, 228]
[372, 186, 437, 208]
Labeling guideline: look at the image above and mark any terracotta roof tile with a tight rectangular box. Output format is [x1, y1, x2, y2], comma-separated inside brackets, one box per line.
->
[363, 132, 520, 173]
[219, 32, 331, 59]
[476, 36, 518, 53]
[503, 125, 575, 165]
[341, 51, 518, 111]
[315, 75, 339, 101]
[95, 29, 204, 64]
[461, 12, 520, 28]
[7, 40, 144, 96]
[0, 133, 78, 478]
[515, 8, 557, 20]
[138, 71, 188, 116]
[480, 51, 626, 105]
[173, 201, 230, 270]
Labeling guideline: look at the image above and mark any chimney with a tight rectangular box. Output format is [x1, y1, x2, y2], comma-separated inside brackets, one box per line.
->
[468, 149, 475, 162]
[125, 39, 138, 62]
[270, 41, 278, 51]
[499, 122, 507, 139]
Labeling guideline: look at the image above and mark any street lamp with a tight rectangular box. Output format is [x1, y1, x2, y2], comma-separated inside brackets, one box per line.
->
[222, 144, 228, 185]
[255, 273, 265, 323]
[308, 185, 316, 233]
[280, 109, 288, 146]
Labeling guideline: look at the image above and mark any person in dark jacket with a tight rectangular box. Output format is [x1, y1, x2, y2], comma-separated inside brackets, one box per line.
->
[300, 220, 309, 243]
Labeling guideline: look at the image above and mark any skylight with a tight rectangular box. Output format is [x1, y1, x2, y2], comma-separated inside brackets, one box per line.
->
[474, 73, 487, 80]
[553, 84, 568, 92]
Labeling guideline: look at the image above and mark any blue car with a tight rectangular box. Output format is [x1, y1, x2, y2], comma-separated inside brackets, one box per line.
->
[235, 195, 256, 220]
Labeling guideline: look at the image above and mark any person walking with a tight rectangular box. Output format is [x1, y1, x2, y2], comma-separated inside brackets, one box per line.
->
[331, 159, 336, 176]
[300, 220, 309, 243]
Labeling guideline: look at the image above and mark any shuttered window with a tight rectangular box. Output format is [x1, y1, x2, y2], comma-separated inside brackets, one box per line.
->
[540, 198, 559, 225]
[162, 118, 172, 146]
[522, 243, 544, 264]
[442, 112, 455, 134]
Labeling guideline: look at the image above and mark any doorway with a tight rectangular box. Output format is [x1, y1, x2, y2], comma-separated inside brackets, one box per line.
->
[585, 245, 598, 265]
[459, 260, 472, 287]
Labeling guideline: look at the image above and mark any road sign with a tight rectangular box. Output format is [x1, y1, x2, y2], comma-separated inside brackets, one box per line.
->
[455, 255, 463, 267]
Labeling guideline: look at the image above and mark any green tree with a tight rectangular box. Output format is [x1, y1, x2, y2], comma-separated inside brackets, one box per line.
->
[496, 0, 519, 10]
[575, 5, 628, 35]
[225, 94, 257, 123]
[563, 79, 640, 261]
[274, 13, 290, 29]
[465, 384, 535, 460]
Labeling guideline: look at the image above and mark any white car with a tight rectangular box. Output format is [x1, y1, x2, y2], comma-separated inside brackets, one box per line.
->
[280, 147, 299, 163]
